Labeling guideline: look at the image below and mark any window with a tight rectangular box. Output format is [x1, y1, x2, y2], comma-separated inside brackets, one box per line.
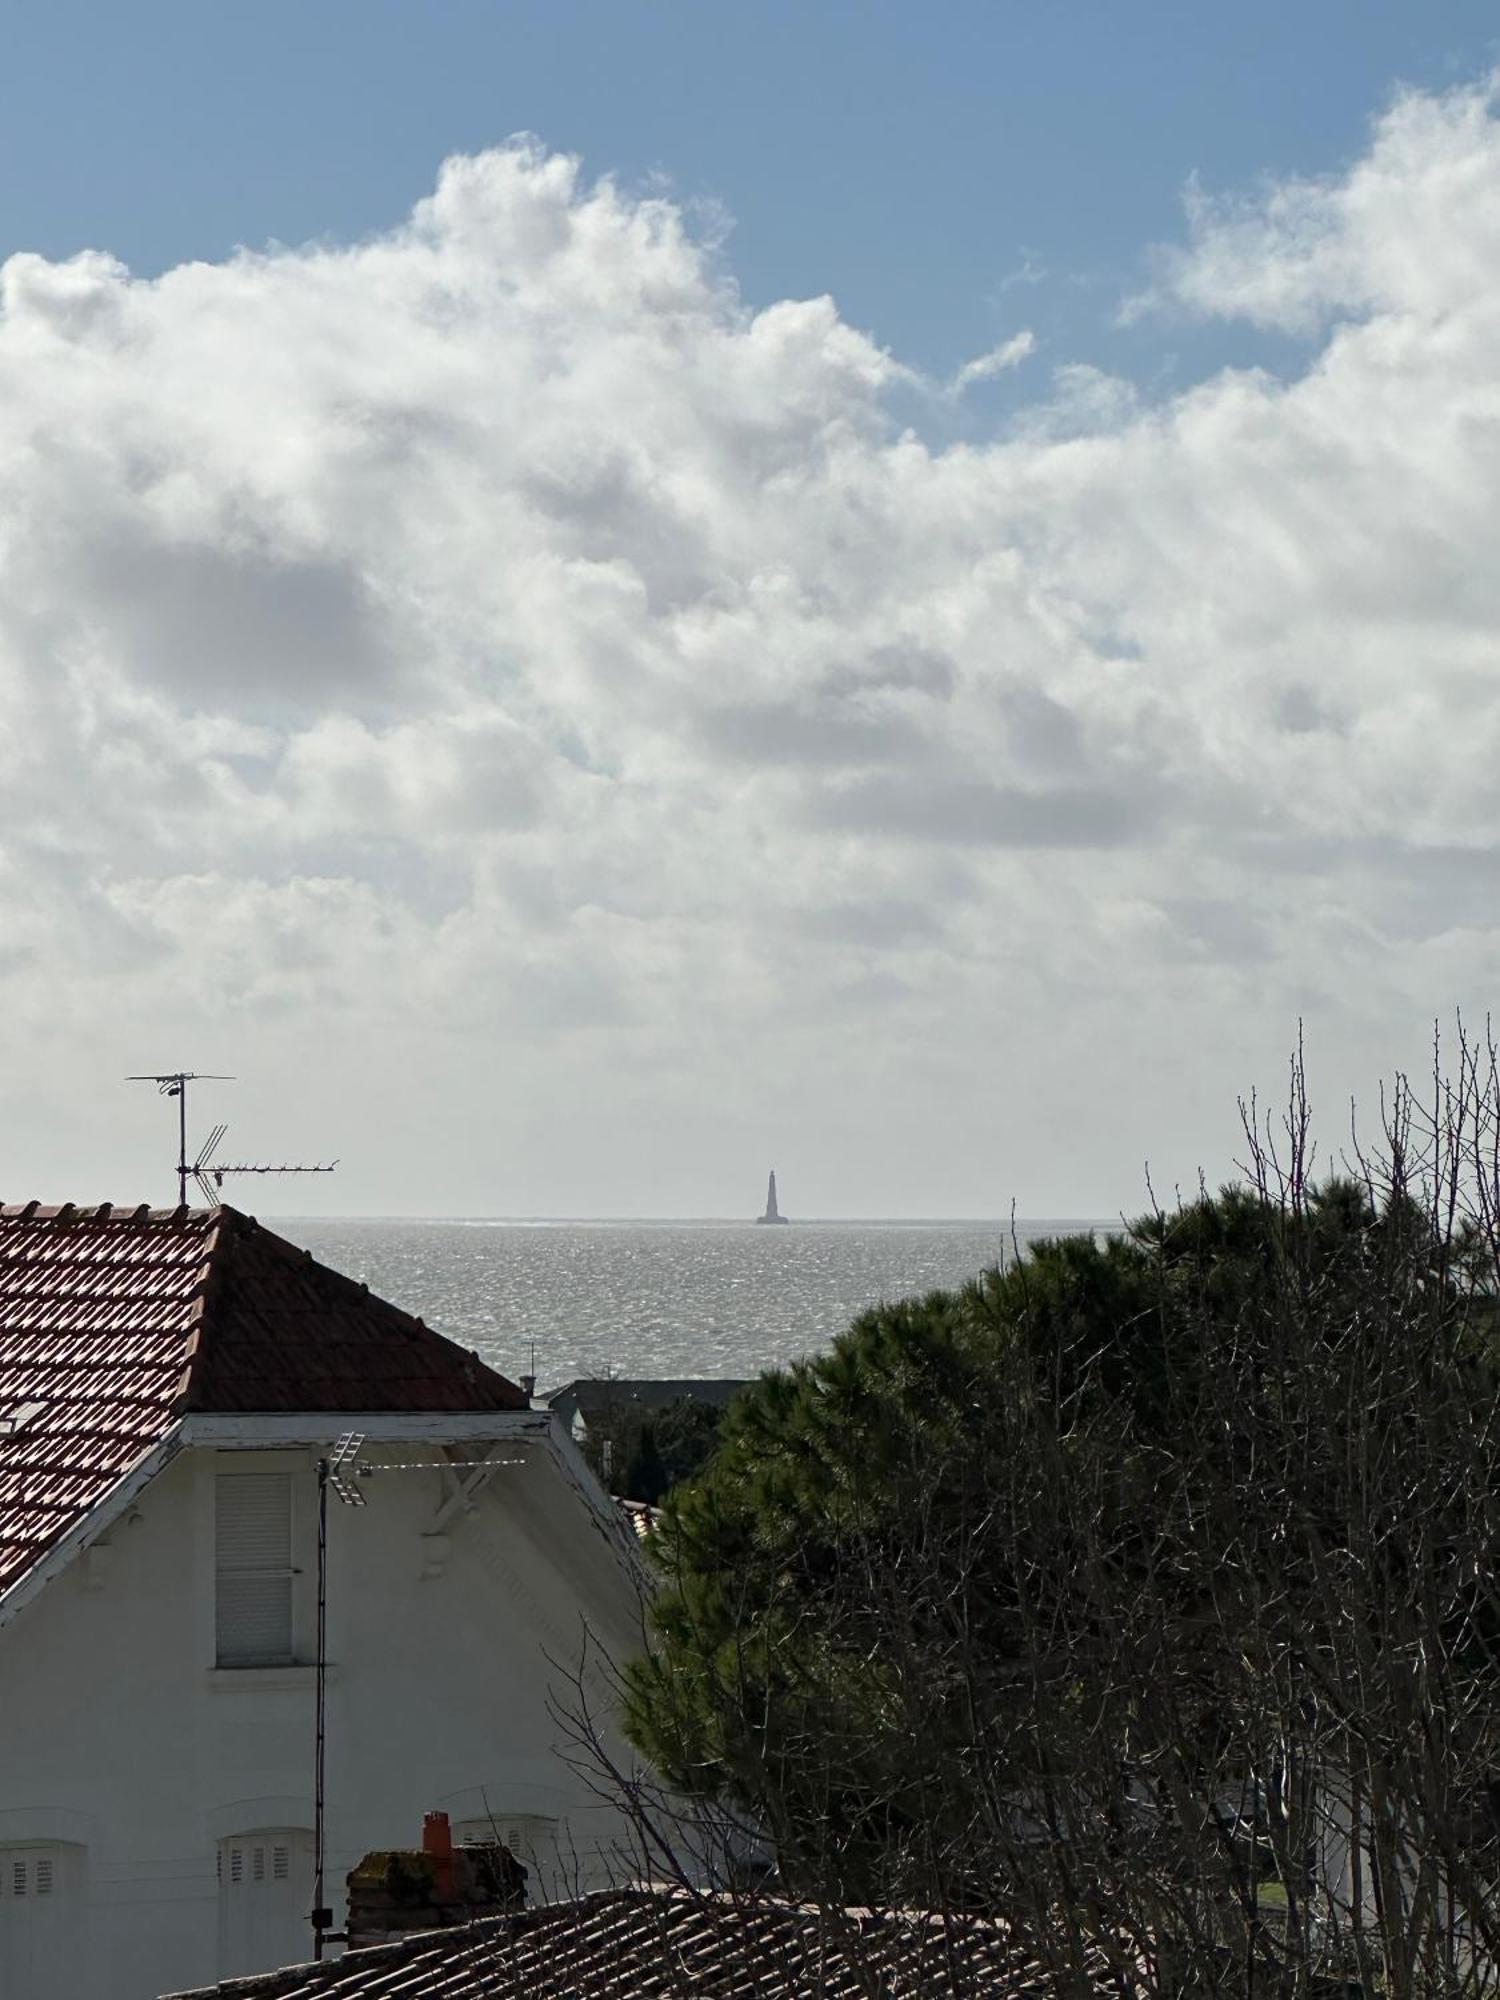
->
[0, 1844, 84, 1992]
[216, 1474, 295, 1666]
[217, 1830, 312, 1978]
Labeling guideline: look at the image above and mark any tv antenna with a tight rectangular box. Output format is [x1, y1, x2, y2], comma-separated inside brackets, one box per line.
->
[128, 1070, 338, 1206]
[310, 1432, 522, 1958]
[191, 1123, 339, 1207]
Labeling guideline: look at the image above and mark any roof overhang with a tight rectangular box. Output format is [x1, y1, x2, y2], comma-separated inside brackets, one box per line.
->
[183, 1411, 646, 1580]
[0, 1425, 187, 1633]
[0, 1408, 643, 1635]
[179, 1410, 557, 1448]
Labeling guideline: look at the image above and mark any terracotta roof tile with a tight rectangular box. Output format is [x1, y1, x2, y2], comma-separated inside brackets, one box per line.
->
[161, 1888, 1091, 2000]
[0, 1203, 525, 1601]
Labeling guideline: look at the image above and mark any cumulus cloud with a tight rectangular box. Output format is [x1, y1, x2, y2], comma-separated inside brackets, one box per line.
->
[1130, 73, 1500, 332]
[1, 93, 1498, 1215]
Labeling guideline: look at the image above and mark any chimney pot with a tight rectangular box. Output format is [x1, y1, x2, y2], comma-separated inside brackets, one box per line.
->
[345, 1821, 527, 1950]
[423, 1811, 455, 1900]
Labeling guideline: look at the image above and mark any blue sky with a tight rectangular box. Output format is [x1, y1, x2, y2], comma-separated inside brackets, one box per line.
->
[2, 6, 1500, 1213]
[6, 1, 1496, 392]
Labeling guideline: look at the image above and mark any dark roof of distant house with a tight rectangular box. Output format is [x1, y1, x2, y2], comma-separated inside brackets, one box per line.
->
[0, 1201, 524, 1598]
[542, 1378, 751, 1423]
[161, 1886, 1080, 1999]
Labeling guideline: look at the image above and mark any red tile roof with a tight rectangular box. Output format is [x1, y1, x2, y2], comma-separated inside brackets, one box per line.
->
[162, 1887, 1084, 1999]
[0, 1202, 525, 1599]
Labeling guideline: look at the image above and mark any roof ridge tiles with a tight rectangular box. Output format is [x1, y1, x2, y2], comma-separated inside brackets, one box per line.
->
[227, 1210, 437, 1338]
[172, 1208, 233, 1413]
[0, 1202, 215, 1227]
[179, 1209, 520, 1414]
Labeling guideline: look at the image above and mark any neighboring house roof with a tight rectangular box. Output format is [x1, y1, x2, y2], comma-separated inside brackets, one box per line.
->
[161, 1886, 1077, 1999]
[542, 1379, 750, 1425]
[0, 1201, 525, 1598]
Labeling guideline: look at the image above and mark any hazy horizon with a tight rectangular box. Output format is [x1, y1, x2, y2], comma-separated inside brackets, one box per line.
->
[262, 1210, 1123, 1226]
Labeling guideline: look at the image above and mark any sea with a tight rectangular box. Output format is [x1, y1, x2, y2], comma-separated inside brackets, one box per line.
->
[272, 1217, 1113, 1392]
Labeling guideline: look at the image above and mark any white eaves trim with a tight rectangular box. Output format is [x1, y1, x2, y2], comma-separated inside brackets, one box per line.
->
[185, 1411, 644, 1577]
[545, 1418, 651, 1576]
[187, 1411, 646, 1579]
[0, 1407, 640, 1633]
[0, 1426, 186, 1633]
[180, 1411, 555, 1447]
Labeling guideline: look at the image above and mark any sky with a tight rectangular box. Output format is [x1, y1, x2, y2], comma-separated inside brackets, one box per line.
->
[1, 3, 1499, 1216]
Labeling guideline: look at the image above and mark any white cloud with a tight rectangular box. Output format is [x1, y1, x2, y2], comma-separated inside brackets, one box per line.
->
[1129, 73, 1500, 333]
[2, 89, 1499, 1214]
[948, 329, 1037, 395]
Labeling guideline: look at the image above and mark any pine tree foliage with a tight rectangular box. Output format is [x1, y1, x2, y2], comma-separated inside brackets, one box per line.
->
[619, 1042, 1500, 1992]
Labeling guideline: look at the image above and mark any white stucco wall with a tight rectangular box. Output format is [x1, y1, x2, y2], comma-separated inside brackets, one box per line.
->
[0, 1428, 654, 2000]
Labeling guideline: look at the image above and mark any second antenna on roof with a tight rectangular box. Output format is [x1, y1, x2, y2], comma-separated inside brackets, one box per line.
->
[127, 1070, 338, 1207]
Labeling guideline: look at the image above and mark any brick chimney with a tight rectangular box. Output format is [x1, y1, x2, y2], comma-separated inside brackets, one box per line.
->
[346, 1811, 528, 1948]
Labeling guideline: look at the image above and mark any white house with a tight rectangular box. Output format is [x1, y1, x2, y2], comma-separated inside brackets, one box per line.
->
[0, 1200, 653, 2000]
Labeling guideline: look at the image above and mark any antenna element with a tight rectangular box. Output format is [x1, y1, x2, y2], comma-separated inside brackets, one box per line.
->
[128, 1070, 337, 1206]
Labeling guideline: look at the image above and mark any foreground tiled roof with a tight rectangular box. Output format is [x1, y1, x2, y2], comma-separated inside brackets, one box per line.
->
[163, 1887, 1078, 1999]
[0, 1202, 525, 1597]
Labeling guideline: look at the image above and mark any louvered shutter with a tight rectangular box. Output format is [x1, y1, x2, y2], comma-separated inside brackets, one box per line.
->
[455, 1813, 556, 1858]
[217, 1830, 312, 1977]
[0, 1851, 60, 1903]
[0, 1844, 83, 1991]
[216, 1474, 294, 1666]
[455, 1815, 561, 1896]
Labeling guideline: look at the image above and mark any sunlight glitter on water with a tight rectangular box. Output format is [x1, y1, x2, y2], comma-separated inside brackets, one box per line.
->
[274, 1218, 1114, 1390]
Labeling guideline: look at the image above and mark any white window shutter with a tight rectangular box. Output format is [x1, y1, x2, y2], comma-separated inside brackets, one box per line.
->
[216, 1475, 294, 1666]
[0, 1844, 84, 1991]
[217, 1830, 313, 1979]
[454, 1814, 564, 1894]
[455, 1813, 556, 1857]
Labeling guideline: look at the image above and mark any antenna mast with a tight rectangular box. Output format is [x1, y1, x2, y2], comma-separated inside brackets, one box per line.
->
[128, 1071, 337, 1206]
[126, 1073, 233, 1204]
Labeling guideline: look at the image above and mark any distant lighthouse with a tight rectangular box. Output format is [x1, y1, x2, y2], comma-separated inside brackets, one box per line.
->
[757, 1170, 790, 1224]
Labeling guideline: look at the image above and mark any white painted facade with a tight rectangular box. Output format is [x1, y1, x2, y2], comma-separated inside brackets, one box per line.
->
[0, 1413, 653, 2000]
